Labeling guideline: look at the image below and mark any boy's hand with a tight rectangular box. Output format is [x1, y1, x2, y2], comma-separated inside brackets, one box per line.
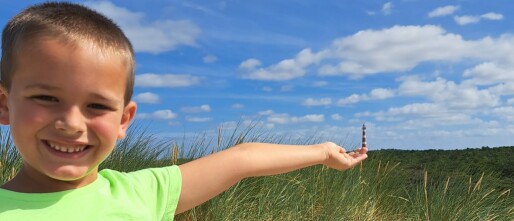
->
[322, 142, 368, 171]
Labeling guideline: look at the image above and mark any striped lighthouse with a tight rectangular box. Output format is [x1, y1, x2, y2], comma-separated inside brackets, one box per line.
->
[362, 124, 367, 148]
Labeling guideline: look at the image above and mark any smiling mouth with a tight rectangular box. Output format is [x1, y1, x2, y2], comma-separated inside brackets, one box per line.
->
[45, 140, 90, 153]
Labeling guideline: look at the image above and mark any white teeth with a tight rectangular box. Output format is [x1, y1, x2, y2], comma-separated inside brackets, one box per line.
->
[47, 141, 87, 153]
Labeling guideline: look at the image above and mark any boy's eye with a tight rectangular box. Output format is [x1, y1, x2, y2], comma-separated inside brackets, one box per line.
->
[88, 103, 112, 110]
[31, 95, 58, 102]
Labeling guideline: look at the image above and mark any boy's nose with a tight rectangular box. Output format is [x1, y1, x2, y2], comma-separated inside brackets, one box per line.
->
[54, 107, 86, 135]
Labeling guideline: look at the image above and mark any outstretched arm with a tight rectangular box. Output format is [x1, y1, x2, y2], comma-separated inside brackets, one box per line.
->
[176, 142, 368, 214]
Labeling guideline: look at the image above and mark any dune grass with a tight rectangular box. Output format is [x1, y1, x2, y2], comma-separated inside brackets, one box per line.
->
[175, 160, 513, 221]
[0, 127, 21, 184]
[0, 124, 512, 220]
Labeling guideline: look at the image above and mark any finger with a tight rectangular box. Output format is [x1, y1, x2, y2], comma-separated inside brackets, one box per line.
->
[355, 147, 366, 154]
[353, 152, 362, 158]
[355, 153, 368, 161]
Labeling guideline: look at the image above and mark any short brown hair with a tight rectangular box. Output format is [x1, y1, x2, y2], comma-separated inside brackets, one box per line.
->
[1, 2, 135, 105]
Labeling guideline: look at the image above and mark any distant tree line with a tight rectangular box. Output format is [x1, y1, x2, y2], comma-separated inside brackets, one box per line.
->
[368, 146, 514, 190]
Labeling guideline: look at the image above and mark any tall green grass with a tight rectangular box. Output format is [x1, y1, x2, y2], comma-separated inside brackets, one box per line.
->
[1, 124, 512, 220]
[0, 127, 21, 184]
[175, 161, 513, 221]
[100, 123, 172, 171]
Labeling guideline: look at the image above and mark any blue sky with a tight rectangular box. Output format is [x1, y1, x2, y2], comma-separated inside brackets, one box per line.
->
[2, 1, 514, 150]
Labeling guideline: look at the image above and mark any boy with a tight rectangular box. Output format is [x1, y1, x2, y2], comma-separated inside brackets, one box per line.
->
[0, 2, 368, 220]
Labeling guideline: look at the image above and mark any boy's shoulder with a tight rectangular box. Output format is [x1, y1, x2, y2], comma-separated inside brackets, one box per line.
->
[99, 165, 182, 191]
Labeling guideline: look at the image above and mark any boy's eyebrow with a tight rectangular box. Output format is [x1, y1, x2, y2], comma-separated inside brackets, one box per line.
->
[90, 93, 120, 104]
[24, 83, 59, 91]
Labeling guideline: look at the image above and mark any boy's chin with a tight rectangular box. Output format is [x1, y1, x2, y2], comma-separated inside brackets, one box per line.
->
[47, 166, 97, 184]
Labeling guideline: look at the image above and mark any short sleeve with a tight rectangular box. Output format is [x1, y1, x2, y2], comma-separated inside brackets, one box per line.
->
[99, 166, 182, 220]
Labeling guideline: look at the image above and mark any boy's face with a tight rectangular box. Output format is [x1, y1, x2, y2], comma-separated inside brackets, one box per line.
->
[0, 37, 136, 188]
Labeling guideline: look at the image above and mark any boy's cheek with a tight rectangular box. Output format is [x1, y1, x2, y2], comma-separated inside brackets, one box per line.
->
[12, 104, 49, 126]
[89, 117, 121, 143]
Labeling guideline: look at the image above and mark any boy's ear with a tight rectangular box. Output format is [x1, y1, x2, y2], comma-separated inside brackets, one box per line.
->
[117, 101, 137, 139]
[0, 85, 10, 125]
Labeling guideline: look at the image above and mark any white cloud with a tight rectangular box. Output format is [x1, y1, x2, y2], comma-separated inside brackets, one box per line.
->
[337, 94, 364, 106]
[352, 74, 506, 128]
[302, 98, 332, 107]
[186, 117, 212, 122]
[133, 92, 160, 104]
[507, 98, 514, 105]
[370, 88, 395, 99]
[232, 103, 244, 109]
[331, 114, 343, 121]
[181, 105, 211, 113]
[235, 25, 514, 85]
[325, 25, 473, 76]
[260, 110, 325, 124]
[384, 103, 442, 116]
[490, 83, 514, 96]
[203, 55, 218, 64]
[244, 25, 514, 80]
[454, 15, 481, 25]
[398, 77, 500, 109]
[239, 49, 326, 81]
[267, 113, 290, 124]
[137, 109, 177, 120]
[382, 2, 393, 15]
[239, 59, 261, 69]
[454, 13, 503, 26]
[481, 12, 504, 20]
[492, 106, 514, 121]
[313, 81, 328, 87]
[291, 114, 324, 123]
[153, 110, 177, 120]
[337, 88, 394, 106]
[428, 5, 459, 18]
[463, 62, 514, 85]
[258, 110, 274, 115]
[85, 1, 201, 54]
[358, 103, 481, 127]
[135, 73, 202, 87]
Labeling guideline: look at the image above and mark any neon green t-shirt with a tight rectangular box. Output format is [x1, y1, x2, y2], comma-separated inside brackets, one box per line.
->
[0, 166, 182, 221]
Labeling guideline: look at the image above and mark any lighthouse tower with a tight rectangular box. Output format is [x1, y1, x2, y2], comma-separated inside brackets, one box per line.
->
[362, 124, 367, 148]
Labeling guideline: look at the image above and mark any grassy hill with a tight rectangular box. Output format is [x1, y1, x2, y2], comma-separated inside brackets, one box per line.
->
[1, 125, 513, 220]
[175, 147, 514, 220]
